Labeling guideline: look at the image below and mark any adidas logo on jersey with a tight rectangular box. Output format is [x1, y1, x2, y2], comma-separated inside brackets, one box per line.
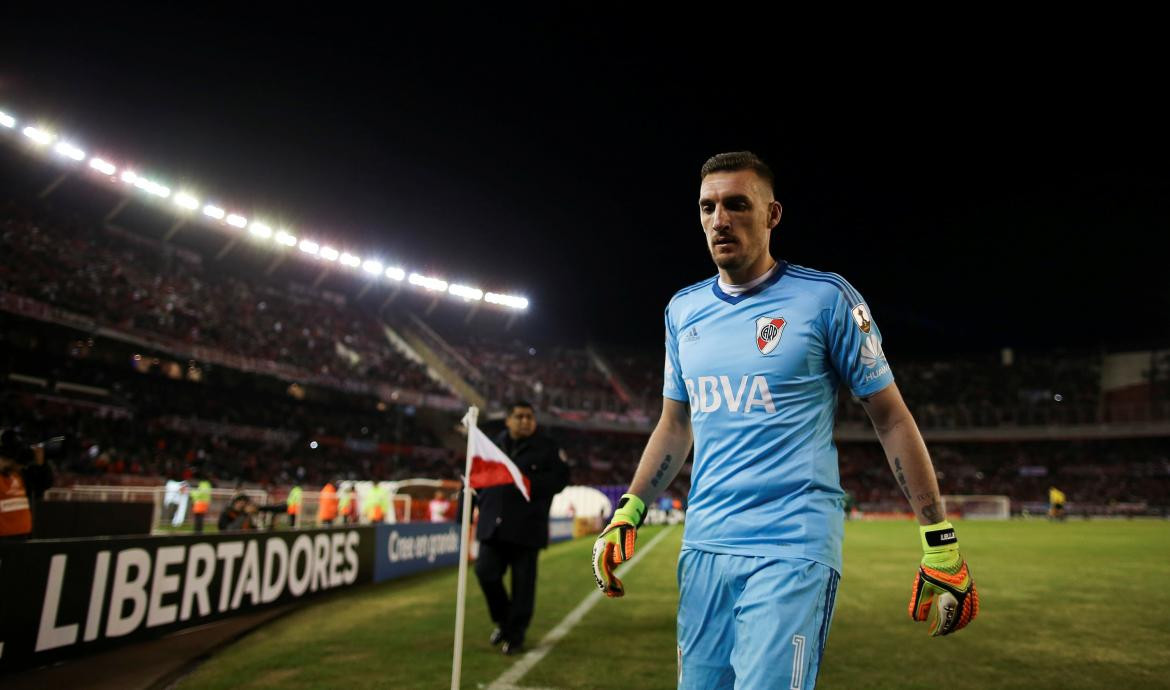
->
[683, 375, 777, 414]
[680, 326, 700, 343]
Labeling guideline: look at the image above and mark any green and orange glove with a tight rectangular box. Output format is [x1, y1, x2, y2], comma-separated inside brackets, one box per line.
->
[591, 494, 646, 598]
[909, 521, 979, 636]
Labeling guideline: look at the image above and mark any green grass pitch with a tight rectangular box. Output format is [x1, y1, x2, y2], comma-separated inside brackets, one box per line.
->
[179, 520, 1170, 689]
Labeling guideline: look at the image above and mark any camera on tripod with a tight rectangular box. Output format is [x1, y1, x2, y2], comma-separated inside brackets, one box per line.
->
[0, 429, 66, 466]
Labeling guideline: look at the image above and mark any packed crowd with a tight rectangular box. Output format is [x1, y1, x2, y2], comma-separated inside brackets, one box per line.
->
[0, 200, 447, 395]
[837, 439, 1170, 509]
[4, 389, 460, 488]
[2, 197, 1165, 514]
[450, 336, 623, 412]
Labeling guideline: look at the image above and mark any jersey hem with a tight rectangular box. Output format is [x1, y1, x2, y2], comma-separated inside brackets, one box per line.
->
[681, 540, 842, 575]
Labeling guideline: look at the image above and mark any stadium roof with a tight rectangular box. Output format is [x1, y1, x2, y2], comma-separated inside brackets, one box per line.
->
[0, 106, 529, 311]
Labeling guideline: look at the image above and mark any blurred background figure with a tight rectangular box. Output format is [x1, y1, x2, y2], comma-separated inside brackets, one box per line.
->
[191, 477, 213, 533]
[286, 482, 303, 528]
[0, 429, 36, 540]
[318, 480, 338, 526]
[339, 483, 359, 525]
[366, 482, 387, 524]
[164, 477, 189, 527]
[429, 489, 449, 522]
[218, 493, 258, 531]
[1048, 485, 1067, 521]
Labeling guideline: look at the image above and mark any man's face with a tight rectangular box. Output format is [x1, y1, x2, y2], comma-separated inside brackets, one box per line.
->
[505, 406, 537, 439]
[698, 170, 781, 275]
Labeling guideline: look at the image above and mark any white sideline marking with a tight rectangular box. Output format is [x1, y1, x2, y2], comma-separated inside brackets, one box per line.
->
[486, 526, 676, 690]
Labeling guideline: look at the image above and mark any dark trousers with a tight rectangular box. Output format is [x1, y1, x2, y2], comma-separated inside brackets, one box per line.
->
[474, 539, 539, 646]
[193, 513, 205, 533]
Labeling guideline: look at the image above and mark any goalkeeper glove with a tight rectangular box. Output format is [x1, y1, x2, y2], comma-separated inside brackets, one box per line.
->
[591, 493, 646, 598]
[909, 521, 979, 636]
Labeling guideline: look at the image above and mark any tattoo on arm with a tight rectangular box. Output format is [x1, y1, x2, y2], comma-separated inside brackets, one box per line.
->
[650, 455, 673, 488]
[893, 457, 910, 500]
[920, 501, 944, 524]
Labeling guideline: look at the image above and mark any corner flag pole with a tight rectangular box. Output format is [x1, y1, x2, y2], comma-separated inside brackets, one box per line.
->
[451, 406, 478, 690]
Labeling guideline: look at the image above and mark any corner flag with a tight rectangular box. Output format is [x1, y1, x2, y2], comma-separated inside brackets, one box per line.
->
[465, 411, 531, 501]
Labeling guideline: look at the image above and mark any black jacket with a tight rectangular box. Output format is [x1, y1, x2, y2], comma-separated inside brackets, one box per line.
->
[473, 431, 569, 549]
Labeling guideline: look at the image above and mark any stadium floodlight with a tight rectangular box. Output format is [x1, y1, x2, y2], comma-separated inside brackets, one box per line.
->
[53, 141, 86, 161]
[174, 192, 200, 210]
[449, 284, 484, 301]
[4, 107, 533, 314]
[88, 158, 117, 176]
[22, 126, 53, 145]
[486, 292, 529, 310]
[409, 273, 448, 292]
[133, 176, 170, 198]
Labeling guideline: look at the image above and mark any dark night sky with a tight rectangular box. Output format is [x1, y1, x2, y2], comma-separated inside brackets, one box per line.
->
[3, 12, 1168, 355]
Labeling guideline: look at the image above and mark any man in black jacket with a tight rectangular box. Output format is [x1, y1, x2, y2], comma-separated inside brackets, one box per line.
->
[473, 400, 570, 655]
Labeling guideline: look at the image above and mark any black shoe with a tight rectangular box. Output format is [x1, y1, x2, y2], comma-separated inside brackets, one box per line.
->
[501, 641, 525, 656]
[489, 627, 504, 646]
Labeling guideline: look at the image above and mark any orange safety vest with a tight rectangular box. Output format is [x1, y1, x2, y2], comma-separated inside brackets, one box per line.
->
[0, 473, 33, 537]
[192, 481, 212, 514]
[317, 483, 338, 521]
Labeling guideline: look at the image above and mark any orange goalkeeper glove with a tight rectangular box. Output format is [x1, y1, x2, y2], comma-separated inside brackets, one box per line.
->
[909, 521, 979, 636]
[591, 494, 646, 597]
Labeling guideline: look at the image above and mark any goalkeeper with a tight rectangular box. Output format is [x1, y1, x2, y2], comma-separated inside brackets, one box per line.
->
[592, 152, 978, 689]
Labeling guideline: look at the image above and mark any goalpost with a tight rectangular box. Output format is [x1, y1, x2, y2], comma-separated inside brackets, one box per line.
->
[941, 494, 1011, 520]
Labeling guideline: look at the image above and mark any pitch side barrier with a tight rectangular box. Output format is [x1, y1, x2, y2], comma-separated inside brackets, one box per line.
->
[0, 526, 373, 673]
[0, 519, 577, 672]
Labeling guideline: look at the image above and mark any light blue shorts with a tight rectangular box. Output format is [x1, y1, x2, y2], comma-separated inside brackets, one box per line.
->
[676, 549, 840, 689]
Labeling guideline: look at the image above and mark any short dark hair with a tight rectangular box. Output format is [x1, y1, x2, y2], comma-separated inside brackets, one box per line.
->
[700, 151, 775, 193]
[508, 400, 535, 414]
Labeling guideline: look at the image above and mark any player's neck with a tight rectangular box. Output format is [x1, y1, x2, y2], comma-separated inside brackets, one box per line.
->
[719, 254, 777, 287]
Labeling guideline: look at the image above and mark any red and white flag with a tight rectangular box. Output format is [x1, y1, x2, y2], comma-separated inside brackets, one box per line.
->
[466, 421, 531, 501]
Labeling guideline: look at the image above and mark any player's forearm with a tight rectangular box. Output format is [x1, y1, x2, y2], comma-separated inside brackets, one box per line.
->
[874, 415, 946, 525]
[626, 411, 692, 505]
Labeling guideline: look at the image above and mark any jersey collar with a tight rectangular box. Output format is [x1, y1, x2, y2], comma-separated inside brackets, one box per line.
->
[711, 260, 788, 304]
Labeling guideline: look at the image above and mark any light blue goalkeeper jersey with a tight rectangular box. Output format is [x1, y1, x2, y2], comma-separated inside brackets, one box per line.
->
[663, 261, 894, 573]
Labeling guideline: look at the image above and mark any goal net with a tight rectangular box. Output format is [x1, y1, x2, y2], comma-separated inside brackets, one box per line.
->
[941, 494, 1011, 520]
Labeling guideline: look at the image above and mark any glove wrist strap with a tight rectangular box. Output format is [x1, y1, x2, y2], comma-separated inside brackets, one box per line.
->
[616, 493, 647, 527]
[919, 520, 958, 553]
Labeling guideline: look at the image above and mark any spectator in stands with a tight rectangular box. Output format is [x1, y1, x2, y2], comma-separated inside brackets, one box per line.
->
[472, 401, 570, 655]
